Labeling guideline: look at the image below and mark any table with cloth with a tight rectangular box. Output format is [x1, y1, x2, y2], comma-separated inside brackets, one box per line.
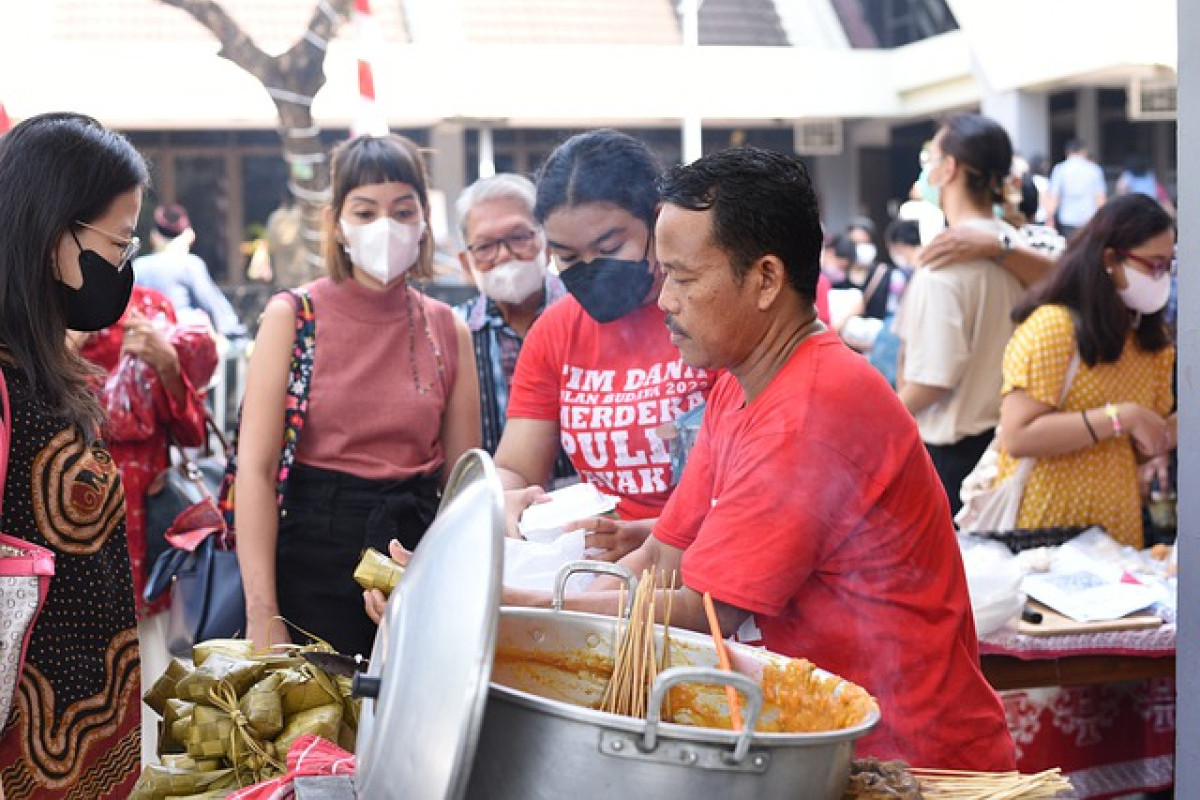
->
[979, 622, 1176, 799]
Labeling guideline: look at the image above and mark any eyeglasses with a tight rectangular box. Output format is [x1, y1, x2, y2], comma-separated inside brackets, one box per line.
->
[74, 220, 141, 267]
[1116, 249, 1174, 279]
[467, 229, 540, 265]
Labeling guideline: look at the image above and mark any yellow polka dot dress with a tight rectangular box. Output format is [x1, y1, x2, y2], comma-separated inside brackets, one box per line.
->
[996, 305, 1174, 548]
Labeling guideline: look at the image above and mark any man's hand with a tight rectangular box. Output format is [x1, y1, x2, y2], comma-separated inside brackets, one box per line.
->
[920, 226, 1000, 270]
[364, 539, 412, 624]
[571, 516, 653, 562]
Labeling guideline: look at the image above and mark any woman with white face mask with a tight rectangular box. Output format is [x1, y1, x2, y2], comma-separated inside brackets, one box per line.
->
[234, 134, 480, 655]
[992, 193, 1176, 548]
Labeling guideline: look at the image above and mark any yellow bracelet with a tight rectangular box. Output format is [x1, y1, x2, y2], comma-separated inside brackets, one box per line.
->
[1104, 403, 1122, 436]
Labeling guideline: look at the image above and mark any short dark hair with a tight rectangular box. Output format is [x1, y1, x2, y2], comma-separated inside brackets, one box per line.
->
[0, 112, 149, 436]
[830, 233, 857, 262]
[884, 218, 921, 248]
[658, 146, 822, 301]
[323, 134, 435, 281]
[534, 129, 661, 228]
[846, 215, 877, 239]
[1015, 193, 1173, 364]
[1065, 138, 1085, 155]
[938, 113, 1013, 206]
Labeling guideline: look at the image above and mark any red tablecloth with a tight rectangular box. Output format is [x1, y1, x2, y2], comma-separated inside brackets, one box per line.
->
[981, 624, 1176, 800]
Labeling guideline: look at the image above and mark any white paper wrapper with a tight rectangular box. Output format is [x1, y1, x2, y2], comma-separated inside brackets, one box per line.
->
[518, 483, 617, 543]
[503, 531, 596, 593]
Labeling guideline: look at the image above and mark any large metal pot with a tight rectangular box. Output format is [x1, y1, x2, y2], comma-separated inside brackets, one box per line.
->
[354, 452, 877, 800]
[465, 567, 878, 800]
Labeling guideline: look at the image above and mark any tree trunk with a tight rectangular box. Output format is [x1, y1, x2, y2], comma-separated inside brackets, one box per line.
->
[155, 0, 353, 277]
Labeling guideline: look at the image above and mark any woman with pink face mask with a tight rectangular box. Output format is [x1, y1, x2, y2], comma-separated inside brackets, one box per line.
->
[235, 134, 479, 655]
[993, 193, 1176, 548]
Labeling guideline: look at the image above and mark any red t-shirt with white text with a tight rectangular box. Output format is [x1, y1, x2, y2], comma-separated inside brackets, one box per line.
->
[507, 297, 710, 520]
[655, 331, 1014, 771]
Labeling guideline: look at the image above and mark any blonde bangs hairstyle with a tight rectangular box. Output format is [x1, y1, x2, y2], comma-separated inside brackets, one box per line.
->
[323, 133, 436, 282]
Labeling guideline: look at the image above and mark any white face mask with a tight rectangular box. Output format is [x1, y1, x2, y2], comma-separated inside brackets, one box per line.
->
[1117, 265, 1171, 315]
[341, 217, 425, 285]
[855, 243, 877, 266]
[474, 251, 547, 304]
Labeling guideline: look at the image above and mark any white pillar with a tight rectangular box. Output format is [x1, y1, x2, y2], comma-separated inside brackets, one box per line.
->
[478, 125, 496, 179]
[429, 121, 467, 247]
[680, 0, 703, 163]
[1075, 87, 1101, 154]
[809, 149, 854, 235]
[981, 88, 1050, 163]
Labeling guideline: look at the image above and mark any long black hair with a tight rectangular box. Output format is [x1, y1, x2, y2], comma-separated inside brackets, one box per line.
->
[0, 112, 149, 435]
[533, 129, 661, 229]
[1013, 193, 1174, 365]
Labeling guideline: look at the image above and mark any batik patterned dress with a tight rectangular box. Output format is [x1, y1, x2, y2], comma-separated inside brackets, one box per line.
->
[79, 286, 216, 618]
[0, 363, 141, 799]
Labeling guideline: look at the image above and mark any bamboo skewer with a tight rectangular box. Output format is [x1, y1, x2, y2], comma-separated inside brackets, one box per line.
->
[702, 590, 743, 730]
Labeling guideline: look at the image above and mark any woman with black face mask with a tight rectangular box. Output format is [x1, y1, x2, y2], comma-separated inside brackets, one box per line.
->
[0, 112, 147, 797]
[493, 129, 716, 561]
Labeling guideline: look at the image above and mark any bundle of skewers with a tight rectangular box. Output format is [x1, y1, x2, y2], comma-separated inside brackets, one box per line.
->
[598, 569, 676, 719]
[844, 758, 1073, 799]
[913, 767, 1073, 799]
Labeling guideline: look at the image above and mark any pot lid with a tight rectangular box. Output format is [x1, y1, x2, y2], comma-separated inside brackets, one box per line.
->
[355, 450, 505, 800]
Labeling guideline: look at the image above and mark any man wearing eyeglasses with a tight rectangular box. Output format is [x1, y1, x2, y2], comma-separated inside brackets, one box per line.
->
[453, 174, 574, 484]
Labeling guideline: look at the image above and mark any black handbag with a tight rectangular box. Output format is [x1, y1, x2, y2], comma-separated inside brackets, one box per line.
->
[144, 419, 227, 568]
[143, 420, 245, 656]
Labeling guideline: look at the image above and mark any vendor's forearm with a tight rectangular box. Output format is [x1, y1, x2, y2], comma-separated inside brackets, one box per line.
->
[561, 585, 748, 640]
[898, 381, 951, 415]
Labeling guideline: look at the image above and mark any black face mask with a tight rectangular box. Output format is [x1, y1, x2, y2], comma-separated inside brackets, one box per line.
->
[560, 239, 655, 324]
[57, 248, 135, 331]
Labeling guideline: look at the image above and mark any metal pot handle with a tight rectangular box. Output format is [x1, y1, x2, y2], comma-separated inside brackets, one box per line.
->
[552, 561, 638, 618]
[644, 666, 763, 765]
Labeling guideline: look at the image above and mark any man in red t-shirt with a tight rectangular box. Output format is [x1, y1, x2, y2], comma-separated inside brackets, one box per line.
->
[526, 147, 1014, 771]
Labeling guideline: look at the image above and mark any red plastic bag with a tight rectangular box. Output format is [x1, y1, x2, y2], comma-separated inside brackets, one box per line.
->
[170, 324, 220, 392]
[102, 353, 158, 442]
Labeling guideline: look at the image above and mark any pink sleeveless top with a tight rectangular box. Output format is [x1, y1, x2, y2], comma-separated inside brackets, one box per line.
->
[294, 276, 458, 481]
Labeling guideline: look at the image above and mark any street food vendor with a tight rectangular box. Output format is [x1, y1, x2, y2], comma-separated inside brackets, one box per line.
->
[367, 147, 1015, 771]
[505, 147, 1014, 771]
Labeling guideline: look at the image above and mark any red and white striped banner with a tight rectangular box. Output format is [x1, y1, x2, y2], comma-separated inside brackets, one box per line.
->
[351, 0, 389, 138]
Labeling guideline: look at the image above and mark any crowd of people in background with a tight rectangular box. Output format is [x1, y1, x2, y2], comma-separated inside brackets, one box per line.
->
[0, 106, 1181, 795]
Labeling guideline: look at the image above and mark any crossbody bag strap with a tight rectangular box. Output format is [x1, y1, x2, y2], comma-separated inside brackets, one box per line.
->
[1011, 350, 1082, 482]
[274, 287, 316, 506]
[1058, 351, 1081, 407]
[216, 287, 316, 539]
[861, 263, 889, 309]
